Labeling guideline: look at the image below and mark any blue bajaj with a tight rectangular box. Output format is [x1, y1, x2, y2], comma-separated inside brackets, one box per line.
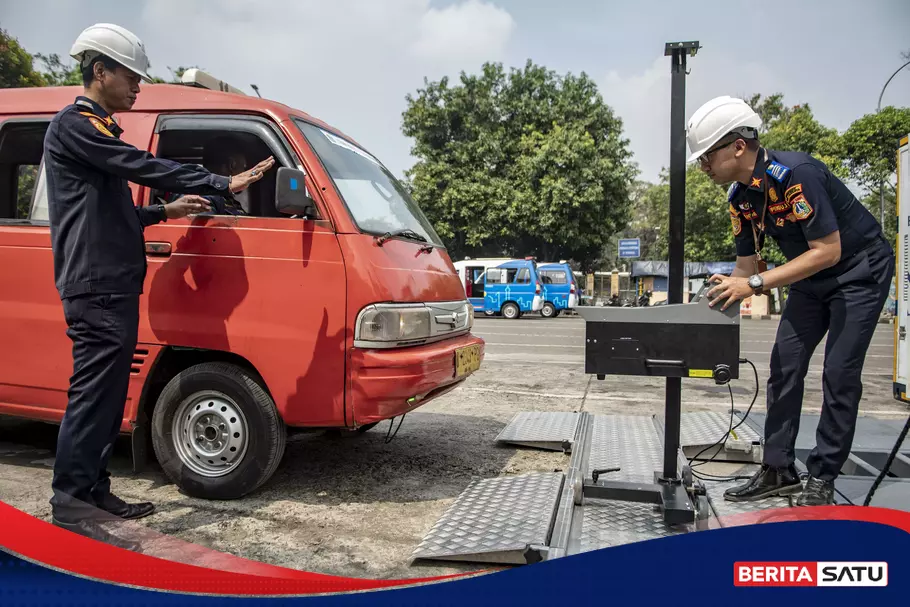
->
[537, 263, 578, 318]
[483, 260, 543, 319]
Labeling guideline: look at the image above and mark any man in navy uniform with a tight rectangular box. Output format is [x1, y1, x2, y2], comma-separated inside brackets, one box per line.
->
[44, 23, 274, 548]
[689, 96, 894, 506]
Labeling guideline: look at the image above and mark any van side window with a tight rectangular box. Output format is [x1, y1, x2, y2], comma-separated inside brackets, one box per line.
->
[541, 270, 567, 284]
[486, 268, 503, 284]
[0, 121, 50, 224]
[509, 268, 530, 284]
[152, 117, 299, 218]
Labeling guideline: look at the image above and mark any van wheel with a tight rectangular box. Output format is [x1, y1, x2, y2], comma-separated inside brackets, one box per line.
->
[541, 302, 556, 318]
[502, 302, 520, 319]
[151, 362, 286, 500]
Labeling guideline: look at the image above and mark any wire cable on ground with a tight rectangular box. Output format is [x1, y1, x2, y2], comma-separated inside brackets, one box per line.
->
[689, 359, 761, 484]
[384, 413, 406, 444]
[862, 411, 910, 506]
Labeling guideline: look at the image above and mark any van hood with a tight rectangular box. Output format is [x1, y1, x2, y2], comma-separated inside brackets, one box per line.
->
[338, 234, 466, 305]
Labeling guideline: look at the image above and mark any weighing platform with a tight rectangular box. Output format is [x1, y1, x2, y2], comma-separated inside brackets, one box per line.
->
[412, 410, 910, 565]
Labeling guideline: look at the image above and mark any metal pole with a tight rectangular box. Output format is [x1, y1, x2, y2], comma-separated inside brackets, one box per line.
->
[877, 59, 910, 227]
[662, 41, 698, 480]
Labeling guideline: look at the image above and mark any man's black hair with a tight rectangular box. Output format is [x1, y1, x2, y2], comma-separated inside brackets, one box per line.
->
[81, 54, 124, 87]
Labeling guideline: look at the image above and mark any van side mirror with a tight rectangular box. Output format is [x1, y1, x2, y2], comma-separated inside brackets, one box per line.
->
[275, 167, 321, 219]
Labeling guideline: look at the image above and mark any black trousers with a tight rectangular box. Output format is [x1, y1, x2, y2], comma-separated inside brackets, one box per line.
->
[50, 293, 140, 522]
[763, 237, 895, 481]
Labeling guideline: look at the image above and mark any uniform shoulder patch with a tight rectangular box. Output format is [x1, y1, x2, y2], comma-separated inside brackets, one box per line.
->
[731, 213, 742, 236]
[784, 183, 803, 202]
[79, 111, 115, 137]
[766, 161, 791, 182]
[727, 182, 742, 202]
[791, 195, 813, 220]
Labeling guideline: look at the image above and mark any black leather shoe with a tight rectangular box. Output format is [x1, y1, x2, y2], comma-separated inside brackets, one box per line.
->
[723, 464, 803, 502]
[52, 517, 142, 552]
[96, 493, 156, 520]
[796, 476, 835, 506]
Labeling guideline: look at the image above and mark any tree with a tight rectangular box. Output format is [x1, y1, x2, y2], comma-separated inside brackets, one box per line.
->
[0, 27, 46, 87]
[402, 60, 637, 268]
[841, 107, 910, 192]
[33, 53, 82, 86]
[746, 93, 847, 179]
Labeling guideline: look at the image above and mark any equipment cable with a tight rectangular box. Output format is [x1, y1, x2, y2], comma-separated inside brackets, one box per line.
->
[862, 411, 910, 506]
[689, 358, 761, 482]
[384, 413, 406, 444]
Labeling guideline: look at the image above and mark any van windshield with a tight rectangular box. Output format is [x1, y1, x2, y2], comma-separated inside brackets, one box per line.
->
[294, 119, 443, 246]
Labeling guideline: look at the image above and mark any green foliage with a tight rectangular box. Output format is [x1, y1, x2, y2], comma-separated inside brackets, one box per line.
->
[841, 107, 910, 191]
[16, 165, 38, 218]
[402, 60, 637, 268]
[0, 27, 46, 87]
[33, 53, 81, 86]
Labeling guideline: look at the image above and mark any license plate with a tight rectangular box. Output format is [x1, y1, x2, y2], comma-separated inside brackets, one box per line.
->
[455, 344, 482, 378]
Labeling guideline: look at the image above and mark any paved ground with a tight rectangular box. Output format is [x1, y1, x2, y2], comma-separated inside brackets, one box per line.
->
[0, 315, 905, 578]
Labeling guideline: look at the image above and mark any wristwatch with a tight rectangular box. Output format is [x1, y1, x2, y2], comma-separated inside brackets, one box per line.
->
[748, 274, 764, 294]
[155, 203, 167, 222]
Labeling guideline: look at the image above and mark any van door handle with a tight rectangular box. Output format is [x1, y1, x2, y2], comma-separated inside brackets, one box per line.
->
[145, 242, 172, 257]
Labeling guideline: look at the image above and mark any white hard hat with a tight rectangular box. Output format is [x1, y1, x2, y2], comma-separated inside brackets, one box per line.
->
[685, 95, 762, 162]
[70, 23, 152, 82]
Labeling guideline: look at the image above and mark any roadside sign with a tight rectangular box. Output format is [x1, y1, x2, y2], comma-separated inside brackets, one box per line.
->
[618, 238, 640, 259]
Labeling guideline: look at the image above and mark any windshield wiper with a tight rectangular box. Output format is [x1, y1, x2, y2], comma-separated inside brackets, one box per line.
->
[375, 229, 428, 246]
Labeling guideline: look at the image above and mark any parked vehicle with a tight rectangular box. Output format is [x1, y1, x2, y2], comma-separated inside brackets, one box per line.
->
[0, 71, 484, 499]
[453, 258, 512, 315]
[481, 259, 544, 319]
[537, 263, 579, 318]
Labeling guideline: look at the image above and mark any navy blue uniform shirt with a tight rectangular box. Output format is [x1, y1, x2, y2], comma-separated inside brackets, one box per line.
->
[43, 96, 232, 299]
[728, 148, 883, 280]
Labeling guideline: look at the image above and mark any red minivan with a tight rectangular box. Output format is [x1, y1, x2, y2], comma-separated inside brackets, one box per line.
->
[0, 71, 484, 499]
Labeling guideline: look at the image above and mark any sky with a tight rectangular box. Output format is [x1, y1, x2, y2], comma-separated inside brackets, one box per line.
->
[3, 0, 909, 184]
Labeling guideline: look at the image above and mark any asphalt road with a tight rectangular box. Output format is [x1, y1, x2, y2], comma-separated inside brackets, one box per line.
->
[0, 313, 905, 578]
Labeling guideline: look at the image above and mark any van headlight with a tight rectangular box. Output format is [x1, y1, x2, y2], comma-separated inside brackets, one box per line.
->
[355, 301, 472, 348]
[357, 304, 431, 344]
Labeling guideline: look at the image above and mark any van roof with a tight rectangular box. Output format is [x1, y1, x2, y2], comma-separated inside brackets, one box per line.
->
[0, 84, 349, 143]
[497, 259, 536, 269]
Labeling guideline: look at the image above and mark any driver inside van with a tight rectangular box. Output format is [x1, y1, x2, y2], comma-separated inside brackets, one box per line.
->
[160, 136, 251, 216]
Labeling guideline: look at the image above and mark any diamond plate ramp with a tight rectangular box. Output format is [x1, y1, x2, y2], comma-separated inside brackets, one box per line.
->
[680, 411, 763, 463]
[411, 472, 564, 565]
[587, 415, 662, 483]
[495, 412, 580, 451]
[571, 500, 690, 553]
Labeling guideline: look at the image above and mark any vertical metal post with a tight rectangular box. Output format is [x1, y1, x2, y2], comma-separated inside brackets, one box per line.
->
[662, 41, 698, 480]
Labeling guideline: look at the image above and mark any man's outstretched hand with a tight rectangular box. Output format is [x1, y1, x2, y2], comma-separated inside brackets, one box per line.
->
[165, 195, 211, 219]
[230, 157, 276, 193]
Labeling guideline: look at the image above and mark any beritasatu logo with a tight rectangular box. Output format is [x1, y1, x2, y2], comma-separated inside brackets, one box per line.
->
[735, 562, 888, 587]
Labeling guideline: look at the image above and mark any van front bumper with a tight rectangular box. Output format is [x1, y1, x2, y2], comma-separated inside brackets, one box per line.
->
[349, 333, 485, 425]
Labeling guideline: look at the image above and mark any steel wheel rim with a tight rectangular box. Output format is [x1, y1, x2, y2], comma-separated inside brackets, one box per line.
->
[542, 304, 554, 317]
[504, 305, 517, 318]
[172, 391, 249, 478]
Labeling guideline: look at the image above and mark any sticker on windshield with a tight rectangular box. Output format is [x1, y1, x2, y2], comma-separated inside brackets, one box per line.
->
[322, 130, 381, 166]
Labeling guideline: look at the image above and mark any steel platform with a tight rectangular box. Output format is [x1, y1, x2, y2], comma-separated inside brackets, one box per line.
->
[413, 409, 910, 566]
[495, 410, 762, 463]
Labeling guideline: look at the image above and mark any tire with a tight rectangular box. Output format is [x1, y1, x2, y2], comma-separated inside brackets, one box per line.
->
[541, 302, 556, 318]
[151, 362, 286, 500]
[502, 302, 520, 319]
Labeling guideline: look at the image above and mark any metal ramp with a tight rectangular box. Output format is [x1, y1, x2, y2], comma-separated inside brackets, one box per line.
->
[495, 410, 762, 462]
[413, 410, 910, 566]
